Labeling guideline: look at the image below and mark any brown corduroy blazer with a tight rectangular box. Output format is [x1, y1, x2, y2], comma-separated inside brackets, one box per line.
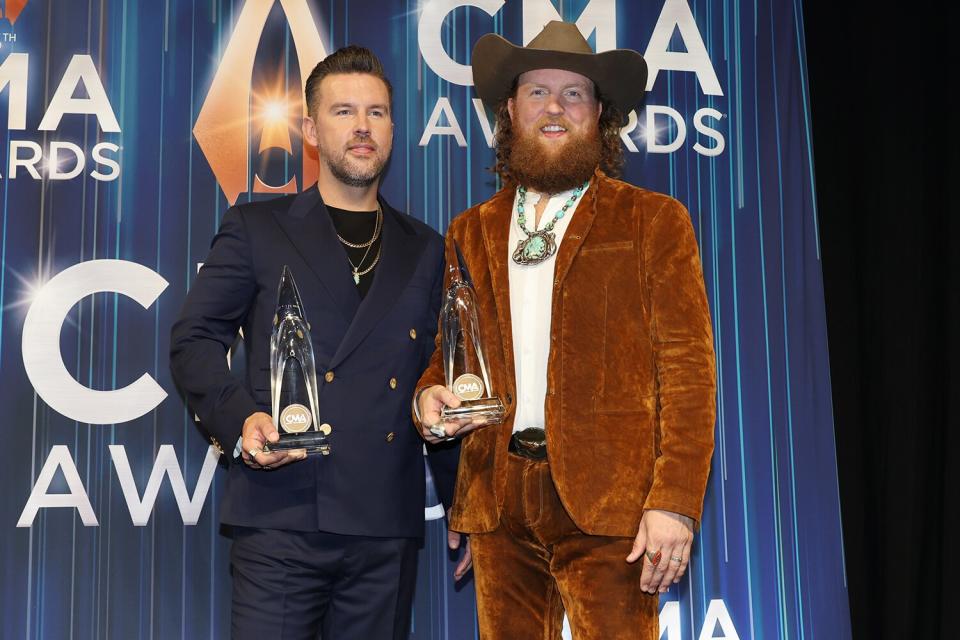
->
[417, 170, 716, 537]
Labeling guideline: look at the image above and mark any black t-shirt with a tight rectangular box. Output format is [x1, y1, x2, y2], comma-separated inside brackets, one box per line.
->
[325, 205, 381, 299]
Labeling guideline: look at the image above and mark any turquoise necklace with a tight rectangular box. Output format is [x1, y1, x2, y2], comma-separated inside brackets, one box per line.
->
[512, 181, 588, 266]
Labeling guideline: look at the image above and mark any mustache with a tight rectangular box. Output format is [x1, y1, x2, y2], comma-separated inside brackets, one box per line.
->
[536, 117, 573, 130]
[346, 136, 378, 150]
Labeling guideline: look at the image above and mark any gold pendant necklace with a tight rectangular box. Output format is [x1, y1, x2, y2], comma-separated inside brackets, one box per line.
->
[336, 207, 383, 285]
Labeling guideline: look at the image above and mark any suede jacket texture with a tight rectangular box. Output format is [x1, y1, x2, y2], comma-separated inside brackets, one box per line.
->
[417, 170, 716, 537]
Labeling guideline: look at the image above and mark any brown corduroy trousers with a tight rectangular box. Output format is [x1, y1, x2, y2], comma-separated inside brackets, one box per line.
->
[470, 452, 659, 640]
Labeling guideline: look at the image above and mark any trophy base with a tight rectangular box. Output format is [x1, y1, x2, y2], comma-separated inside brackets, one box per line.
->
[441, 397, 505, 425]
[264, 433, 331, 456]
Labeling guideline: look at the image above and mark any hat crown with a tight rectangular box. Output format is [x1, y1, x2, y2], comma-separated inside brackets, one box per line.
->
[527, 21, 594, 54]
[470, 20, 647, 119]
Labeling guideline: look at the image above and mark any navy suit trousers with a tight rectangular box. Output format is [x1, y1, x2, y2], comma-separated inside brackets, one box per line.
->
[230, 527, 419, 640]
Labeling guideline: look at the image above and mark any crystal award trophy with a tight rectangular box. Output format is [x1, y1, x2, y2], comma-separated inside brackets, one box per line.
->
[439, 242, 505, 425]
[264, 266, 332, 455]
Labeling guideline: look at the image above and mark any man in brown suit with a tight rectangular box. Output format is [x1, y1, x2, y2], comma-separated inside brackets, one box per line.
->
[414, 21, 716, 640]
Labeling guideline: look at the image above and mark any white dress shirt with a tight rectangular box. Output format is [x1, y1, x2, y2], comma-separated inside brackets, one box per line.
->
[507, 183, 588, 433]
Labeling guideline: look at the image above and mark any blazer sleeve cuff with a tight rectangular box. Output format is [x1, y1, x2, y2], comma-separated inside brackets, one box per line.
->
[205, 387, 260, 464]
[642, 490, 706, 530]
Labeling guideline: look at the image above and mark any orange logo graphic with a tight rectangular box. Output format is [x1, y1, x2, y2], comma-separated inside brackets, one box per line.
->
[2, 1, 28, 25]
[193, 0, 327, 205]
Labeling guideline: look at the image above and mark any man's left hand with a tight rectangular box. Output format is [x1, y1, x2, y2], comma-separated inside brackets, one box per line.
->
[446, 508, 473, 581]
[447, 530, 473, 581]
[626, 509, 695, 594]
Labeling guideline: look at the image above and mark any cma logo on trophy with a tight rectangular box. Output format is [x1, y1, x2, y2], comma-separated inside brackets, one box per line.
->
[193, 0, 327, 205]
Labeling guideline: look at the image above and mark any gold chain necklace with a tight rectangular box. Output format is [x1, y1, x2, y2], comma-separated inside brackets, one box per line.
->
[333, 204, 383, 285]
[346, 244, 381, 285]
[336, 203, 382, 248]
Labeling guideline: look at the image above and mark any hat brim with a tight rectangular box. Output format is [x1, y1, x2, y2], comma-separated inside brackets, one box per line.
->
[472, 33, 648, 117]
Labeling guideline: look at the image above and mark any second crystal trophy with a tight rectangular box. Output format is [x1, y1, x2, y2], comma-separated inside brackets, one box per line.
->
[264, 266, 332, 455]
[440, 242, 505, 425]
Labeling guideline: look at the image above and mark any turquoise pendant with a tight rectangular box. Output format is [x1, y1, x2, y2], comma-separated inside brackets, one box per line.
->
[525, 235, 546, 259]
[513, 180, 587, 266]
[512, 230, 557, 265]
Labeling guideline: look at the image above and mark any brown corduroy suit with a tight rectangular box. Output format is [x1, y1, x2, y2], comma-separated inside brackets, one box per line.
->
[416, 170, 716, 638]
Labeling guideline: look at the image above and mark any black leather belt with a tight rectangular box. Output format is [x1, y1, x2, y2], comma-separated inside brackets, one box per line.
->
[509, 428, 547, 460]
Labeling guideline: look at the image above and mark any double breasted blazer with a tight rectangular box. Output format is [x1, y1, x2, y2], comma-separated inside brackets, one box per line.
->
[417, 171, 716, 537]
[170, 187, 458, 537]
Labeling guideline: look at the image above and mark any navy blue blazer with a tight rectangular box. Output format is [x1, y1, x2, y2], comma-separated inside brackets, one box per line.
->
[170, 187, 457, 537]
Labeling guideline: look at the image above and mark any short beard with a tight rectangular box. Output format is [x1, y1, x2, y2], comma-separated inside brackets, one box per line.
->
[321, 143, 387, 188]
[506, 120, 601, 194]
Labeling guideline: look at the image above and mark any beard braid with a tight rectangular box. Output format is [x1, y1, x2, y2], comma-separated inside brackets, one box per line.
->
[506, 120, 602, 194]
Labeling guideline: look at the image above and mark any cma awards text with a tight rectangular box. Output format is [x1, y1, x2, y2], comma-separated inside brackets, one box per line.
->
[417, 0, 727, 156]
[1, 0, 727, 188]
[0, 53, 121, 181]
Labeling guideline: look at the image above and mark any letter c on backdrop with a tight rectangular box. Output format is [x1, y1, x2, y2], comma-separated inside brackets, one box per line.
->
[21, 259, 169, 424]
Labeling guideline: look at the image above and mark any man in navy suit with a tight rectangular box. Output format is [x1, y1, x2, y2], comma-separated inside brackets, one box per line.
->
[170, 46, 461, 640]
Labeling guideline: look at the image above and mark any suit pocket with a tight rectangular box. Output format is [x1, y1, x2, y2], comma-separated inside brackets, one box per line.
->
[579, 240, 635, 254]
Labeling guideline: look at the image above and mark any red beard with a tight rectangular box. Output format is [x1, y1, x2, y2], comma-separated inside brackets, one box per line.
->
[507, 118, 602, 194]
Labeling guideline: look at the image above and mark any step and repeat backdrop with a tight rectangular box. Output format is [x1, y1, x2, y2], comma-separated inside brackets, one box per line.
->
[0, 0, 850, 638]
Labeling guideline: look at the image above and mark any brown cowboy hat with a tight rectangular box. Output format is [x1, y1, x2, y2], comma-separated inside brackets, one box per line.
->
[472, 20, 647, 117]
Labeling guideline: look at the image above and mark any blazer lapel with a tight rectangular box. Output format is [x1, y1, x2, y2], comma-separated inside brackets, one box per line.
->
[479, 188, 518, 400]
[551, 171, 602, 289]
[271, 187, 362, 324]
[477, 173, 603, 400]
[329, 199, 425, 368]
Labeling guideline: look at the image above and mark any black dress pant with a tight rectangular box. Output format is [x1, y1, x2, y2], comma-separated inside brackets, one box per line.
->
[230, 527, 419, 640]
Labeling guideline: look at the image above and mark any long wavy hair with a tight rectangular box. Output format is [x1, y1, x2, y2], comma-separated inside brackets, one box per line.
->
[491, 78, 625, 184]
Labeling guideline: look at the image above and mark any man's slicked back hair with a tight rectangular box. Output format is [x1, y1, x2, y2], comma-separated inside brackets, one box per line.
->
[304, 45, 393, 117]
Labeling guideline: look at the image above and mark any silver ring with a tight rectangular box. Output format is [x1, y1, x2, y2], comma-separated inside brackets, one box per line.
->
[428, 424, 447, 439]
[247, 447, 262, 458]
[670, 556, 683, 563]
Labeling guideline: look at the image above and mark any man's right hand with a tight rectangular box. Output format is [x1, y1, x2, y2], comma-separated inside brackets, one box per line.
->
[417, 385, 488, 443]
[240, 411, 306, 470]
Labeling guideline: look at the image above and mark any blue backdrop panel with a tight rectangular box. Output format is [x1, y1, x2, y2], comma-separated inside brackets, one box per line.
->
[0, 1, 850, 638]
